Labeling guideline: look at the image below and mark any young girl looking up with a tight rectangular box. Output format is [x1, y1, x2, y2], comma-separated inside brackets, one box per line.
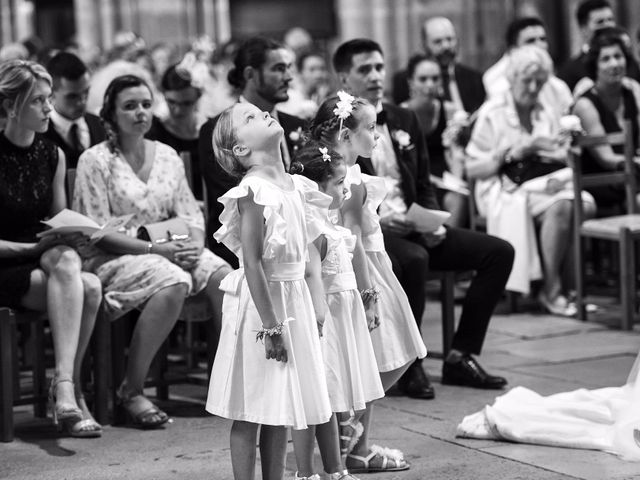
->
[205, 103, 332, 480]
[288, 141, 385, 480]
[309, 92, 427, 473]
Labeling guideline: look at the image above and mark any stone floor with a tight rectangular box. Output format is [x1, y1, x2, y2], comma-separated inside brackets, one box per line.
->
[2, 291, 640, 480]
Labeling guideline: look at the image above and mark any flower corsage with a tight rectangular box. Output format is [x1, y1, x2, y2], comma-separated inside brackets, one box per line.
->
[391, 129, 414, 151]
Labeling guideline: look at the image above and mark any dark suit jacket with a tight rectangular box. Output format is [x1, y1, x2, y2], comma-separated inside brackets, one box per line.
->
[198, 108, 306, 267]
[43, 112, 106, 169]
[392, 62, 486, 113]
[357, 102, 439, 212]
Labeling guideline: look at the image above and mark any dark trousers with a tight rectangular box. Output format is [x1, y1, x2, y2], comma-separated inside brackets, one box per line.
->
[384, 227, 514, 355]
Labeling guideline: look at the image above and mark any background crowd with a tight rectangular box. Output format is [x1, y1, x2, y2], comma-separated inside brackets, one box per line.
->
[1, 0, 639, 471]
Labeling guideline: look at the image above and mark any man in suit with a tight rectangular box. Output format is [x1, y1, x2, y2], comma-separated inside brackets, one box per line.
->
[558, 0, 618, 91]
[44, 52, 105, 169]
[334, 39, 514, 398]
[198, 36, 306, 267]
[392, 16, 485, 113]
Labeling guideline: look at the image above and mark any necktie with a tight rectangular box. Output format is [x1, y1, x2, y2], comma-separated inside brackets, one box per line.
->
[376, 110, 387, 126]
[69, 123, 84, 153]
[441, 68, 452, 101]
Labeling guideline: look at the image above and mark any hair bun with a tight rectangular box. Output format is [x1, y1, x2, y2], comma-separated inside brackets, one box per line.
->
[289, 161, 305, 175]
[227, 67, 241, 88]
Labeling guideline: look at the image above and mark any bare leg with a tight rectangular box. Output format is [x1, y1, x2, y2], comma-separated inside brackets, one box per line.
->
[291, 426, 316, 477]
[315, 415, 344, 474]
[119, 283, 188, 423]
[23, 247, 85, 411]
[537, 200, 573, 299]
[230, 420, 259, 480]
[259, 425, 288, 480]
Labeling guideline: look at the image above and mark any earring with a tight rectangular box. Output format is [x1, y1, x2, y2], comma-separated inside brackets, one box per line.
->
[8, 111, 15, 118]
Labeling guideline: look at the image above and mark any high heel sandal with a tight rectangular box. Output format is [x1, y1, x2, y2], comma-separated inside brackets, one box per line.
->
[59, 394, 102, 438]
[48, 377, 82, 427]
[116, 386, 169, 429]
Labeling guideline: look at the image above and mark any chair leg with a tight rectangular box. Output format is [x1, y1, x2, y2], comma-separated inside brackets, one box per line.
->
[575, 233, 587, 322]
[93, 309, 110, 425]
[32, 316, 46, 418]
[153, 341, 169, 401]
[441, 272, 456, 358]
[111, 317, 127, 425]
[0, 309, 15, 442]
[620, 231, 635, 330]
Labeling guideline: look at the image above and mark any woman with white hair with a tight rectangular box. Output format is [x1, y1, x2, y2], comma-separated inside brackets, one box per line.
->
[466, 45, 594, 317]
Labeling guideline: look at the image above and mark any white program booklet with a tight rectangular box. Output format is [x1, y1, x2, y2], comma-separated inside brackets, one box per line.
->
[38, 209, 133, 242]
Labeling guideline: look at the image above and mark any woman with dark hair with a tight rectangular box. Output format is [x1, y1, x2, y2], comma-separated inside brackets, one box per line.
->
[572, 26, 640, 209]
[146, 63, 205, 199]
[401, 53, 468, 227]
[73, 74, 232, 429]
[0, 59, 103, 438]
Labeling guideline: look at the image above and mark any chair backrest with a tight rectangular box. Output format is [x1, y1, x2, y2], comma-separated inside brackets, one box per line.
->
[570, 120, 636, 228]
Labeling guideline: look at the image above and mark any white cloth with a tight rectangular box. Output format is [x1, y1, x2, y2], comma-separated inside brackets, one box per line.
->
[206, 175, 332, 429]
[345, 165, 427, 371]
[457, 352, 640, 461]
[371, 123, 409, 218]
[50, 108, 90, 150]
[483, 54, 573, 119]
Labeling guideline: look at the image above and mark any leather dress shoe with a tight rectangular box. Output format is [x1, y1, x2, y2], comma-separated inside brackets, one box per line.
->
[441, 354, 507, 390]
[398, 363, 435, 399]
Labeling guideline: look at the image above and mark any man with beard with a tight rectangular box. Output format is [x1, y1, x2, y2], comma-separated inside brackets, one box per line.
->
[392, 17, 485, 114]
[44, 51, 106, 169]
[198, 36, 305, 267]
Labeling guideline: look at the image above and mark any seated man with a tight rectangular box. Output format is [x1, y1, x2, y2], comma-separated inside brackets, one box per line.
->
[334, 38, 515, 398]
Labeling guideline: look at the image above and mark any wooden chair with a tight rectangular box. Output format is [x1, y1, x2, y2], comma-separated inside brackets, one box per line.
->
[570, 121, 640, 329]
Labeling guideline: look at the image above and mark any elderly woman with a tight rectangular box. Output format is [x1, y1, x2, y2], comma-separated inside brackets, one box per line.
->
[572, 27, 640, 210]
[466, 45, 594, 317]
[73, 75, 232, 428]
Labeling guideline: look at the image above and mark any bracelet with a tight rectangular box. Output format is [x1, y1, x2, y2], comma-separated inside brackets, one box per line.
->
[360, 286, 380, 304]
[255, 320, 286, 342]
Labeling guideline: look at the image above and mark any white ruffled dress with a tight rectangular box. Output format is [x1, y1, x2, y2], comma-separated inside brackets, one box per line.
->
[205, 175, 332, 430]
[309, 201, 384, 413]
[345, 165, 427, 372]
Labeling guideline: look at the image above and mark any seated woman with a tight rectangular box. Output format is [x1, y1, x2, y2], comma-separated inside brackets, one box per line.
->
[466, 45, 594, 317]
[0, 60, 102, 437]
[572, 27, 640, 211]
[401, 53, 468, 227]
[73, 74, 232, 429]
[146, 62, 206, 200]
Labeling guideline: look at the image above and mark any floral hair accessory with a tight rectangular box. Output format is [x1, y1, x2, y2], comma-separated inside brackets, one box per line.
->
[559, 114, 583, 134]
[333, 90, 355, 140]
[319, 146, 331, 162]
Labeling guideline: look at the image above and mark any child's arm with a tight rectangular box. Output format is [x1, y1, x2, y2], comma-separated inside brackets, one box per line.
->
[340, 183, 379, 331]
[239, 192, 287, 363]
[305, 237, 327, 337]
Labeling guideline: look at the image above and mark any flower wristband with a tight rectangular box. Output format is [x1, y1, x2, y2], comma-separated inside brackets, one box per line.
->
[360, 286, 380, 304]
[255, 317, 293, 342]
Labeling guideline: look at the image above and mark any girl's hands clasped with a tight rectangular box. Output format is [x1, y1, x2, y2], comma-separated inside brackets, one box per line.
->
[265, 334, 288, 363]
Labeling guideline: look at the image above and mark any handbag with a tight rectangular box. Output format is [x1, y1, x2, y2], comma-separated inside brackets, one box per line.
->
[137, 218, 190, 244]
[501, 153, 565, 186]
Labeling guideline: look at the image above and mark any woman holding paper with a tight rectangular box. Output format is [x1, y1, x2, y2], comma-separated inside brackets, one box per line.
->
[466, 45, 594, 317]
[73, 74, 232, 429]
[0, 60, 103, 437]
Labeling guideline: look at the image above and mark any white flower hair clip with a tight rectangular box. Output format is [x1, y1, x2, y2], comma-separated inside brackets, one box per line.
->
[333, 90, 355, 140]
[319, 146, 331, 162]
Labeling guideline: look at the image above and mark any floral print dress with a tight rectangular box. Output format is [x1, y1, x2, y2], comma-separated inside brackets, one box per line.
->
[73, 141, 229, 319]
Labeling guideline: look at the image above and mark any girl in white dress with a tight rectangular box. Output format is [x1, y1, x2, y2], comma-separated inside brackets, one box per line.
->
[308, 92, 427, 473]
[288, 141, 384, 480]
[205, 103, 332, 480]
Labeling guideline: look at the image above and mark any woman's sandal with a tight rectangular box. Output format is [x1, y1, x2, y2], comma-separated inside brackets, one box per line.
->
[327, 470, 360, 480]
[345, 444, 410, 473]
[339, 418, 364, 456]
[117, 388, 169, 429]
[60, 394, 102, 438]
[294, 473, 321, 480]
[48, 376, 82, 427]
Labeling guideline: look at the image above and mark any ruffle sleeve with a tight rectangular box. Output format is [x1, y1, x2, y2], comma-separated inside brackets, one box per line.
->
[291, 175, 334, 243]
[213, 176, 287, 259]
[361, 173, 388, 212]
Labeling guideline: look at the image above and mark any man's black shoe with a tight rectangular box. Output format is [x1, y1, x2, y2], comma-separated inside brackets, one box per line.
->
[398, 363, 435, 399]
[441, 354, 507, 390]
